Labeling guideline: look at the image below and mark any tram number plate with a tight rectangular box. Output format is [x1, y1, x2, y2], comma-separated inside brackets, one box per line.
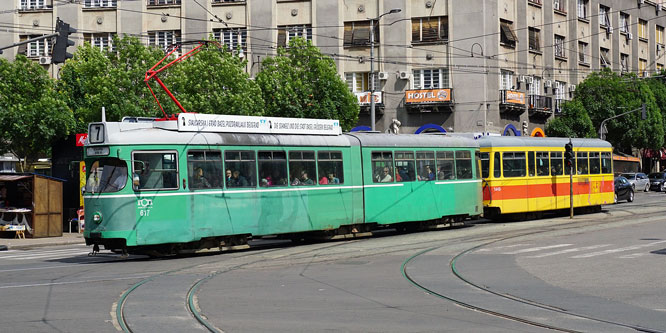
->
[89, 124, 105, 144]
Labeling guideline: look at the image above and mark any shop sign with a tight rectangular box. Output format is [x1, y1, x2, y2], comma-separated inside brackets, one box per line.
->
[405, 89, 451, 104]
[505, 90, 526, 105]
[76, 133, 88, 146]
[178, 113, 341, 136]
[355, 92, 382, 105]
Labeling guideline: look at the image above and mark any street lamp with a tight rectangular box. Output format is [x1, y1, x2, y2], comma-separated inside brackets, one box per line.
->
[370, 8, 401, 132]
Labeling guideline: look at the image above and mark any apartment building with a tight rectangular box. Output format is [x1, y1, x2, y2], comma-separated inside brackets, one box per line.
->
[1, 0, 665, 135]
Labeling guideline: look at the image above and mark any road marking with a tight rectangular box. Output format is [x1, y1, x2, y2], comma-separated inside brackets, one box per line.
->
[571, 240, 666, 258]
[502, 244, 573, 255]
[525, 244, 612, 258]
[8, 250, 90, 260]
[0, 275, 152, 289]
[618, 252, 651, 259]
[475, 244, 532, 252]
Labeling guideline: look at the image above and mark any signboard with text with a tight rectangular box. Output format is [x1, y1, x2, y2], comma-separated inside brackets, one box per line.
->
[405, 89, 452, 104]
[505, 90, 526, 105]
[75, 133, 88, 147]
[355, 92, 382, 105]
[177, 114, 341, 136]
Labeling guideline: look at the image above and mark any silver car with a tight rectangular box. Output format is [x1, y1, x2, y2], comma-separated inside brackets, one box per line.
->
[621, 172, 650, 192]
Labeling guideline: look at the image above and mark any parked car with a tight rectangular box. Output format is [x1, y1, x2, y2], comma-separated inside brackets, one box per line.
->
[648, 172, 666, 191]
[621, 172, 650, 192]
[614, 176, 634, 203]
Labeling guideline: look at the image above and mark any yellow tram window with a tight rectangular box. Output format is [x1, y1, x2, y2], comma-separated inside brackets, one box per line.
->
[551, 152, 563, 175]
[576, 152, 589, 175]
[601, 152, 612, 174]
[493, 152, 501, 178]
[502, 152, 526, 178]
[589, 152, 601, 174]
[528, 151, 535, 177]
[536, 152, 550, 176]
[479, 152, 489, 178]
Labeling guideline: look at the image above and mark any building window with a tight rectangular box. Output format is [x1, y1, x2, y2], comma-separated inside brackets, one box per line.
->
[553, 0, 566, 13]
[411, 16, 448, 44]
[84, 33, 116, 52]
[554, 34, 566, 58]
[84, 0, 117, 7]
[600, 47, 610, 68]
[148, 0, 181, 5]
[345, 72, 369, 92]
[500, 70, 514, 90]
[529, 27, 541, 52]
[20, 0, 50, 10]
[657, 25, 664, 45]
[577, 0, 588, 20]
[500, 19, 518, 48]
[148, 30, 181, 54]
[599, 5, 611, 26]
[620, 53, 629, 73]
[638, 19, 648, 40]
[343, 21, 378, 47]
[21, 35, 51, 57]
[214, 28, 247, 51]
[277, 25, 312, 47]
[620, 13, 630, 34]
[412, 68, 449, 89]
[639, 58, 647, 77]
[578, 41, 589, 64]
[528, 77, 542, 96]
[554, 81, 566, 100]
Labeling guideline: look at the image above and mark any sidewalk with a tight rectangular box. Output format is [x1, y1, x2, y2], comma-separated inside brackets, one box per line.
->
[0, 232, 85, 250]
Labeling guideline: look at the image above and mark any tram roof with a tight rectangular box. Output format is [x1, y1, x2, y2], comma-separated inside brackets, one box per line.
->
[346, 132, 479, 148]
[476, 136, 612, 148]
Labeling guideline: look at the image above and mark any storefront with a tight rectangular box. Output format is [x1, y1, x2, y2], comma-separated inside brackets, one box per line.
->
[0, 174, 64, 238]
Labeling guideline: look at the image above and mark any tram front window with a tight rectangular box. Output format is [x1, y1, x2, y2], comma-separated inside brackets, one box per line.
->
[86, 158, 128, 193]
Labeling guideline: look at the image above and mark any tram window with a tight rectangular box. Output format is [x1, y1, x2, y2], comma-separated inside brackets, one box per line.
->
[318, 151, 344, 184]
[132, 152, 178, 190]
[536, 152, 550, 176]
[258, 151, 288, 187]
[436, 151, 455, 180]
[551, 152, 563, 175]
[479, 152, 490, 178]
[224, 151, 256, 188]
[528, 151, 536, 177]
[187, 150, 222, 189]
[502, 152, 526, 178]
[288, 151, 316, 186]
[395, 151, 416, 182]
[372, 151, 394, 183]
[456, 151, 473, 179]
[493, 152, 501, 178]
[576, 152, 589, 175]
[415, 151, 435, 181]
[589, 152, 601, 174]
[601, 152, 612, 174]
[86, 158, 128, 193]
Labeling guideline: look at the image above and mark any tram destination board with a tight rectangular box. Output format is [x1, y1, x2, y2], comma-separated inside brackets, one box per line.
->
[178, 113, 342, 136]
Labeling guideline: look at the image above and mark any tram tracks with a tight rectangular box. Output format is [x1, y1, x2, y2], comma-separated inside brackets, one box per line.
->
[402, 208, 666, 333]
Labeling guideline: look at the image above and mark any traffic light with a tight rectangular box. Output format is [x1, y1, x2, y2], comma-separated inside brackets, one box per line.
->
[564, 142, 574, 168]
[52, 18, 76, 64]
[641, 103, 647, 120]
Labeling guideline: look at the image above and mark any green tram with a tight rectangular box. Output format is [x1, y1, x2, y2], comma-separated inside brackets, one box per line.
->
[82, 117, 482, 255]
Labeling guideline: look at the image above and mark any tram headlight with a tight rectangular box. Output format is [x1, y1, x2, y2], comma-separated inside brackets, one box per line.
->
[92, 212, 103, 223]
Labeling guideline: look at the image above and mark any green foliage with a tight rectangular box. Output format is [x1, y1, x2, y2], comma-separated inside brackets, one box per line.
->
[255, 38, 359, 131]
[0, 56, 74, 170]
[545, 100, 596, 138]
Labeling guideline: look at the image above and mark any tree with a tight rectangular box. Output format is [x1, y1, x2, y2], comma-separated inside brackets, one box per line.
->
[545, 100, 596, 138]
[255, 38, 359, 131]
[0, 56, 74, 171]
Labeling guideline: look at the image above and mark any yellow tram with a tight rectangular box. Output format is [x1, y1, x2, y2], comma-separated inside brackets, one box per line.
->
[477, 136, 614, 218]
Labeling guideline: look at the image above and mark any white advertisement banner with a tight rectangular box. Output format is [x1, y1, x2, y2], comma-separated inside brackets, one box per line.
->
[355, 92, 382, 105]
[177, 113, 341, 136]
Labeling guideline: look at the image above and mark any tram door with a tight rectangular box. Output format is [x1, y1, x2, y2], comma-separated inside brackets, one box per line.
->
[502, 151, 528, 213]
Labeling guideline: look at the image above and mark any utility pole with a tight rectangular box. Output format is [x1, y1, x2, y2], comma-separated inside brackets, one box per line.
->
[369, 8, 401, 132]
[565, 140, 574, 219]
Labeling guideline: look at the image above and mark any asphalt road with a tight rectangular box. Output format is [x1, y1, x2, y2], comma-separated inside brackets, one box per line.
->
[0, 190, 665, 332]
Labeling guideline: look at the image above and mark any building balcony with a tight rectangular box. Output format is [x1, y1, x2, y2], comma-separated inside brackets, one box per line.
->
[404, 88, 453, 113]
[499, 89, 526, 115]
[528, 95, 553, 118]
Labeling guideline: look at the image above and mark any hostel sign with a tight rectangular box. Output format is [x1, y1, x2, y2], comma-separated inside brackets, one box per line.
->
[178, 113, 342, 136]
[504, 90, 526, 105]
[405, 89, 452, 104]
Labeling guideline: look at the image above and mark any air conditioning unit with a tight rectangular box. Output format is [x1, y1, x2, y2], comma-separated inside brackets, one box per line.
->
[627, 32, 633, 40]
[377, 72, 389, 80]
[658, 4, 663, 13]
[544, 80, 552, 88]
[398, 71, 411, 80]
[569, 84, 576, 92]
[39, 56, 51, 65]
[643, 71, 650, 77]
[525, 76, 534, 84]
[517, 75, 526, 83]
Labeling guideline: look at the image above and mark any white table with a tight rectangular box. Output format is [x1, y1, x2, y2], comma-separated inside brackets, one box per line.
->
[0, 208, 33, 235]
